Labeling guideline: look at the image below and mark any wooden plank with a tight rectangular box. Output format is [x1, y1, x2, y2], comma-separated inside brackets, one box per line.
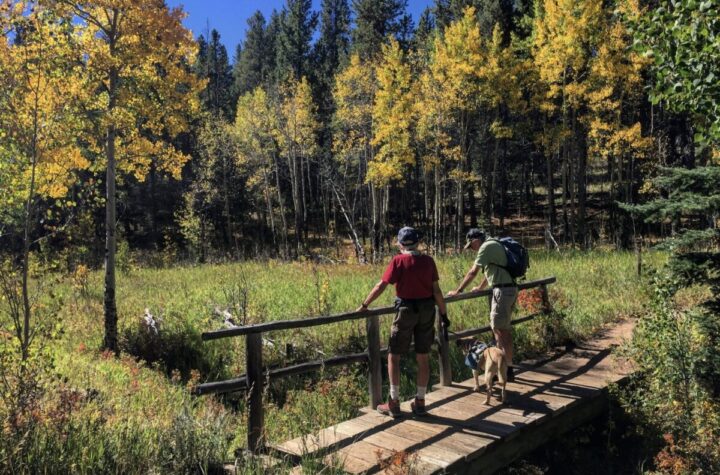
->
[326, 440, 394, 473]
[275, 427, 350, 456]
[361, 410, 495, 454]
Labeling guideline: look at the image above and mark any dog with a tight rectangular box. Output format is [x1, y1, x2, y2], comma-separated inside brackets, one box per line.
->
[474, 346, 508, 405]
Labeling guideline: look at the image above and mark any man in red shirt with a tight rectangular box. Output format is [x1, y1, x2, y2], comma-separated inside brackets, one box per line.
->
[357, 227, 448, 417]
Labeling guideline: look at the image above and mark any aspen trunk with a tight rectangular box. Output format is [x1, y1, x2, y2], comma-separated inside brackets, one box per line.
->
[103, 61, 119, 355]
[104, 122, 118, 354]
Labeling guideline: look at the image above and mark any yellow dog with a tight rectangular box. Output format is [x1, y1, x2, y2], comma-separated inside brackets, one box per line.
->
[472, 346, 508, 405]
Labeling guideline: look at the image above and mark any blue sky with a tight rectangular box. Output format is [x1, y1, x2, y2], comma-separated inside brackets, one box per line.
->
[166, 0, 434, 58]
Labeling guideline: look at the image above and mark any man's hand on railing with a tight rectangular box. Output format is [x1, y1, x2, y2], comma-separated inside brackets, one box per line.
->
[440, 313, 451, 342]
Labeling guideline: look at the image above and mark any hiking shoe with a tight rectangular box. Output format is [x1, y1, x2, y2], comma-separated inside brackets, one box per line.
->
[377, 399, 401, 418]
[411, 397, 428, 416]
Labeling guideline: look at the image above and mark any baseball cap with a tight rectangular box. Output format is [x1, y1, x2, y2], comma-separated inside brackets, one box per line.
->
[397, 227, 419, 247]
[463, 228, 486, 249]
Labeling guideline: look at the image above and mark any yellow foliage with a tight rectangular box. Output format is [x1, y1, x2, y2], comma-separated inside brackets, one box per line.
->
[68, 0, 203, 181]
[277, 76, 319, 161]
[0, 2, 88, 208]
[533, 0, 603, 114]
[333, 53, 376, 171]
[432, 7, 486, 110]
[234, 87, 277, 195]
[585, 0, 651, 163]
[368, 38, 414, 186]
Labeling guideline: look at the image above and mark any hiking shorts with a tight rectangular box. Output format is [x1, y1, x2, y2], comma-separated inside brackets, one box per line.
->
[389, 298, 436, 354]
[490, 286, 518, 330]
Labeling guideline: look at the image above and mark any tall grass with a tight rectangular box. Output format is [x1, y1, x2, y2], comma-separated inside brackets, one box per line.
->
[1, 249, 664, 473]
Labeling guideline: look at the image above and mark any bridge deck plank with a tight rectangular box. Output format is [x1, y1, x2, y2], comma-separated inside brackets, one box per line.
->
[274, 319, 635, 474]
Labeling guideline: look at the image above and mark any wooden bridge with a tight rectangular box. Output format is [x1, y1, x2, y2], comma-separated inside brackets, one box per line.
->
[197, 277, 635, 474]
[274, 320, 633, 474]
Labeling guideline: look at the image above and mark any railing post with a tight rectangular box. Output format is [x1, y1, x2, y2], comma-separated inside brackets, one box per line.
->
[367, 315, 382, 408]
[540, 284, 551, 314]
[436, 308, 452, 386]
[246, 332, 264, 453]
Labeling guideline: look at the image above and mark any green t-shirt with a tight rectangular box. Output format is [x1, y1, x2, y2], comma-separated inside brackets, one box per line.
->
[474, 239, 514, 287]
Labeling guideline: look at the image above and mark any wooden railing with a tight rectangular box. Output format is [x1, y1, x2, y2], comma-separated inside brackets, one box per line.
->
[196, 276, 556, 453]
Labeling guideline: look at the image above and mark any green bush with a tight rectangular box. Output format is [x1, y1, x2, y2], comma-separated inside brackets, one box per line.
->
[617, 272, 720, 473]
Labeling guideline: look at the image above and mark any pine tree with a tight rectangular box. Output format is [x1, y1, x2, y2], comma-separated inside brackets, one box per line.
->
[433, 0, 476, 28]
[195, 29, 234, 119]
[412, 7, 435, 54]
[476, 0, 513, 40]
[351, 0, 408, 59]
[313, 0, 351, 133]
[233, 11, 268, 97]
[276, 0, 318, 81]
[314, 0, 351, 87]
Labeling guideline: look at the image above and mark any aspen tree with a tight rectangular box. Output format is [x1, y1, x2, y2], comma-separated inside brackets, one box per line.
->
[0, 1, 86, 364]
[533, 0, 603, 245]
[276, 76, 319, 253]
[53, 0, 203, 353]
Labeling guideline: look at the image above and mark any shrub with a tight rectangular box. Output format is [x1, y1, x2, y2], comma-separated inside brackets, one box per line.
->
[120, 310, 228, 382]
[617, 272, 720, 472]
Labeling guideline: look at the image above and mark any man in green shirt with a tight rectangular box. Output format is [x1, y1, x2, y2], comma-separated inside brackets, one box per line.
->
[447, 229, 518, 381]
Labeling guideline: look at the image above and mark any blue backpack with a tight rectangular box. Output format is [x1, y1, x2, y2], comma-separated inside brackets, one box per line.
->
[489, 237, 530, 279]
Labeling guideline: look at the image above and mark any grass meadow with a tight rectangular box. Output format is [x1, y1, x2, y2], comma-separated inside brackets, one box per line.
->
[2, 249, 666, 473]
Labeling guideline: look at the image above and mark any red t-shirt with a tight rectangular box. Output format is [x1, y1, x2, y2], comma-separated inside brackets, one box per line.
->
[381, 253, 439, 299]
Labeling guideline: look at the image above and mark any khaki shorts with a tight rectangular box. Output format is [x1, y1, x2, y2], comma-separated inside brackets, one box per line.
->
[490, 286, 518, 330]
[389, 298, 436, 354]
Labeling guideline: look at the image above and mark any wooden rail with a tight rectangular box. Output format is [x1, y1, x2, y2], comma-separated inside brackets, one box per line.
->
[197, 276, 556, 453]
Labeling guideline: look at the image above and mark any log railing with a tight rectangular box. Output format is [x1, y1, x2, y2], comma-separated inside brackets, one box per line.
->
[196, 276, 556, 453]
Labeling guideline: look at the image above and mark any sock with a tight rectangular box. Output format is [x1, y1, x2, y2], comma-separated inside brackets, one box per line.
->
[416, 386, 426, 399]
[390, 385, 400, 400]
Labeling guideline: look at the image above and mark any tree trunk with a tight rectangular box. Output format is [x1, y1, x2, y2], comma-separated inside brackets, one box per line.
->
[103, 122, 118, 355]
[370, 184, 382, 262]
[434, 165, 442, 254]
[331, 183, 367, 264]
[20, 112, 39, 361]
[274, 154, 289, 258]
[456, 177, 463, 251]
[286, 150, 303, 254]
[262, 168, 276, 246]
[103, 57, 120, 355]
[576, 129, 587, 248]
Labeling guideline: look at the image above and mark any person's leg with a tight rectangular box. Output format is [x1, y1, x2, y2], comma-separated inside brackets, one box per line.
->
[416, 352, 429, 389]
[388, 353, 401, 400]
[490, 287, 516, 381]
[379, 305, 414, 416]
[493, 328, 513, 365]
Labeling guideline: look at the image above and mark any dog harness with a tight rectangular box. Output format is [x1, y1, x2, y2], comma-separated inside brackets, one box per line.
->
[464, 340, 496, 369]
